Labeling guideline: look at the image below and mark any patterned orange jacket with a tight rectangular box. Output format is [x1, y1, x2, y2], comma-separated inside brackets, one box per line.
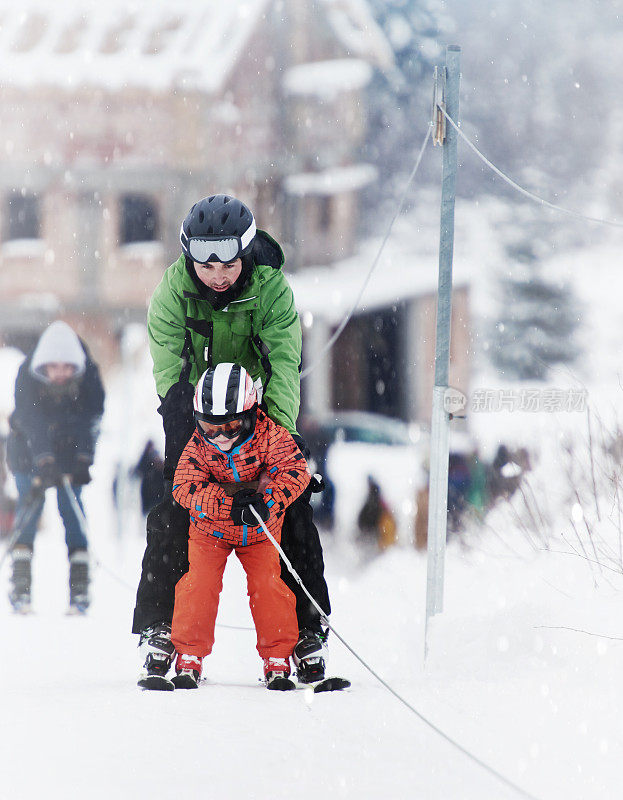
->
[172, 409, 311, 547]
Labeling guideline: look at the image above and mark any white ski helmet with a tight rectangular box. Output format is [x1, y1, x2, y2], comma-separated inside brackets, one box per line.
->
[193, 363, 258, 446]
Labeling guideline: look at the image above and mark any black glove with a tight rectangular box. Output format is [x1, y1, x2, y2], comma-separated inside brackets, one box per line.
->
[71, 455, 92, 486]
[309, 473, 325, 494]
[35, 457, 62, 489]
[292, 433, 311, 460]
[230, 488, 270, 527]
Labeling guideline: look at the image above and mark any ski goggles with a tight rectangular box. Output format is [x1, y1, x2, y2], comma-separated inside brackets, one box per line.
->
[197, 418, 244, 440]
[182, 220, 257, 264]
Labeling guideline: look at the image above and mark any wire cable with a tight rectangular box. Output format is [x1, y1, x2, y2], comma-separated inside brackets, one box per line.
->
[250, 506, 542, 800]
[438, 105, 623, 229]
[300, 125, 432, 379]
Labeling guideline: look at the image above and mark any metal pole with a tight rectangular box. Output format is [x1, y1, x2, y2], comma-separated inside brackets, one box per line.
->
[425, 45, 461, 657]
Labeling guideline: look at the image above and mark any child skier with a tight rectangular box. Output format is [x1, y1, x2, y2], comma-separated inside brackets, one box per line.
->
[142, 362, 310, 691]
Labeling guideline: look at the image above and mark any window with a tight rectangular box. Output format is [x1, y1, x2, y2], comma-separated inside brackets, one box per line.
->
[120, 194, 159, 244]
[6, 192, 40, 240]
[318, 195, 332, 232]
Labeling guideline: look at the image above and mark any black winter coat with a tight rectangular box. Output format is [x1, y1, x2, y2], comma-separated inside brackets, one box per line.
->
[7, 349, 105, 475]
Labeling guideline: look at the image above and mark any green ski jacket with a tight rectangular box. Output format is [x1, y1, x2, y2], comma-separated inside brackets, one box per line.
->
[147, 236, 302, 437]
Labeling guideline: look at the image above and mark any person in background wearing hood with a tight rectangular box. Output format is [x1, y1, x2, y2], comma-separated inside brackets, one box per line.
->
[6, 320, 105, 614]
[133, 194, 332, 688]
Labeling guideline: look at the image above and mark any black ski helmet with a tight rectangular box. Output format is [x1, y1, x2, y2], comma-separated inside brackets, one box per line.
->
[180, 194, 256, 264]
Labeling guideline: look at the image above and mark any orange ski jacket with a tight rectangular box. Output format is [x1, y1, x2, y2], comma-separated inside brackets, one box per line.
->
[172, 409, 311, 547]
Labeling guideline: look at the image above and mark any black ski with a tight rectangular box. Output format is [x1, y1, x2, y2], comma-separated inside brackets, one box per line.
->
[138, 674, 175, 692]
[266, 675, 296, 691]
[298, 676, 351, 693]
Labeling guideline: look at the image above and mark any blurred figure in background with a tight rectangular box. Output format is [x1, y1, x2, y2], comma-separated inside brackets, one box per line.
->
[0, 433, 16, 539]
[133, 439, 165, 517]
[6, 321, 105, 614]
[357, 475, 397, 552]
[487, 444, 529, 504]
[447, 452, 471, 532]
[467, 447, 488, 519]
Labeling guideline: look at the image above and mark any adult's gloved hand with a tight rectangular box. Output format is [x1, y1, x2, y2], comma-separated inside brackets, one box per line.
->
[146, 481, 188, 542]
[291, 433, 311, 460]
[230, 488, 270, 527]
[71, 455, 92, 486]
[35, 456, 62, 489]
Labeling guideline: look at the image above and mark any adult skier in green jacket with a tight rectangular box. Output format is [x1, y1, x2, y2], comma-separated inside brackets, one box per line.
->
[133, 195, 331, 689]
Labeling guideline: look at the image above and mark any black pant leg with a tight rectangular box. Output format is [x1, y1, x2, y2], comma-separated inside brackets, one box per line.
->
[280, 487, 331, 633]
[131, 500, 190, 634]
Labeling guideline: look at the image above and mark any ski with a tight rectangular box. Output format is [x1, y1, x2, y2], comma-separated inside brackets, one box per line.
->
[297, 676, 351, 693]
[137, 674, 175, 692]
[171, 672, 200, 690]
[266, 675, 296, 691]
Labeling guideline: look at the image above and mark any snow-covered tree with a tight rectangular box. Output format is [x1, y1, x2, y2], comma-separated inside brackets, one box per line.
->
[489, 235, 582, 381]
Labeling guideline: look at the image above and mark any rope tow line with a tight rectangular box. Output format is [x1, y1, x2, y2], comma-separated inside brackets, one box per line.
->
[300, 125, 432, 380]
[438, 104, 623, 229]
[250, 506, 542, 800]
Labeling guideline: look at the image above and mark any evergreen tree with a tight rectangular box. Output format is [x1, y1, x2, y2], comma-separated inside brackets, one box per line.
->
[490, 238, 581, 381]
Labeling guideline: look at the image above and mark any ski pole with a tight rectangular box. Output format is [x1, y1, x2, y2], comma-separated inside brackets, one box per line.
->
[61, 475, 88, 535]
[60, 476, 142, 594]
[0, 483, 45, 570]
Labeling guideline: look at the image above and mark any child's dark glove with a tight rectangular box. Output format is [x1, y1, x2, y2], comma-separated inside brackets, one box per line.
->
[230, 488, 270, 527]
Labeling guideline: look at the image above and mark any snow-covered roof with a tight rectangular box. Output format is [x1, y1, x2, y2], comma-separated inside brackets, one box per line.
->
[0, 0, 394, 91]
[0, 0, 271, 91]
[288, 228, 471, 323]
[284, 163, 377, 196]
[283, 58, 373, 100]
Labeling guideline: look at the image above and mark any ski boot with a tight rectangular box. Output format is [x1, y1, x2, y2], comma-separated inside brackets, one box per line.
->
[68, 549, 90, 614]
[171, 654, 202, 689]
[9, 545, 33, 614]
[293, 628, 328, 684]
[264, 657, 295, 691]
[137, 622, 176, 691]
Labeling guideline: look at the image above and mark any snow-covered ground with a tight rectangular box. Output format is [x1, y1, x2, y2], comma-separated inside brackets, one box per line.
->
[4, 240, 623, 800]
[4, 487, 623, 800]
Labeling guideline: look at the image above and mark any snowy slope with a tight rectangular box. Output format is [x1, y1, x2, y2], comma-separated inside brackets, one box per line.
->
[3, 469, 623, 800]
[4, 240, 623, 799]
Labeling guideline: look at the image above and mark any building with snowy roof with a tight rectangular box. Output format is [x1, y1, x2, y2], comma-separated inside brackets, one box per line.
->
[0, 0, 390, 348]
[0, 0, 471, 427]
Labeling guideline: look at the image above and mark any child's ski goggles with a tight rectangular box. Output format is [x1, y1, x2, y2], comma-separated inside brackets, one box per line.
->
[197, 418, 244, 440]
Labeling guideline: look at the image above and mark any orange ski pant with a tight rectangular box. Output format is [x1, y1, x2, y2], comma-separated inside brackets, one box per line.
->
[171, 533, 298, 660]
